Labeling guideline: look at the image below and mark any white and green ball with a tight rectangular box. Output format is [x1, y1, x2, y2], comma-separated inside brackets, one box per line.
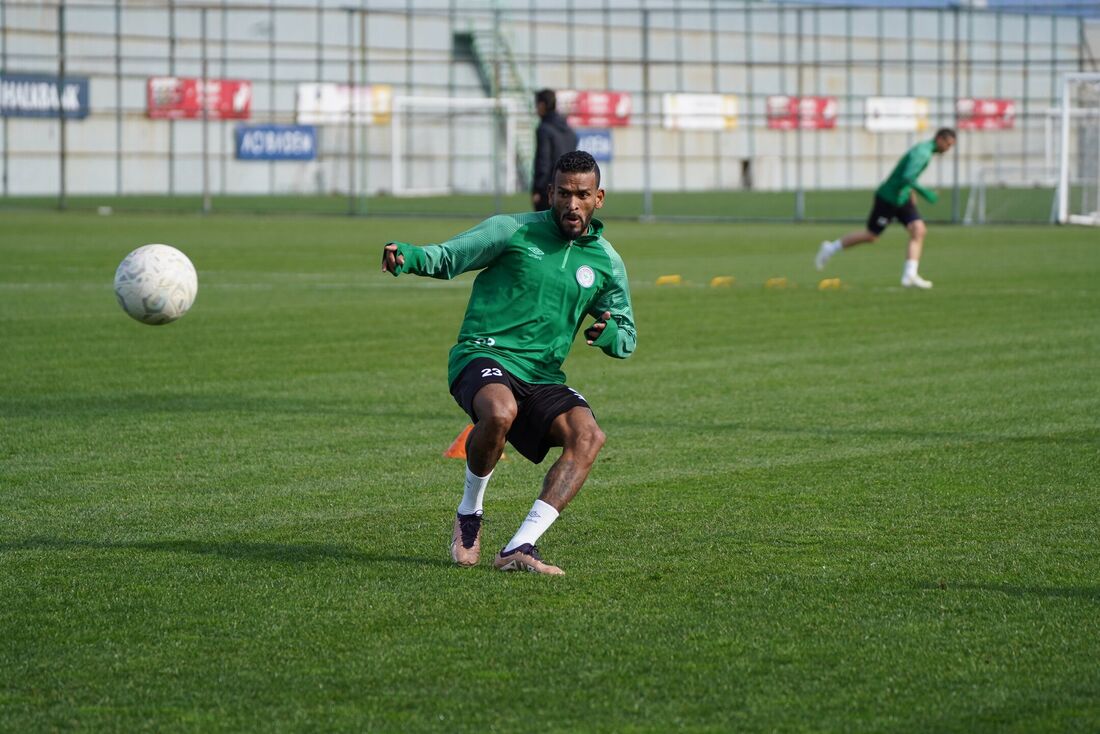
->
[113, 244, 198, 325]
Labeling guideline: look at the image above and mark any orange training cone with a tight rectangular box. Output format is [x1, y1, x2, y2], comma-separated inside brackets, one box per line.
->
[444, 424, 474, 459]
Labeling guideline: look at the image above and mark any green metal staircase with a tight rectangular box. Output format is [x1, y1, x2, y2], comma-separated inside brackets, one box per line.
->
[453, 28, 535, 190]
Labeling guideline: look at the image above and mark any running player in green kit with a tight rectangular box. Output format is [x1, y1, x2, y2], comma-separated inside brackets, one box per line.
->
[380, 151, 636, 575]
[816, 128, 956, 289]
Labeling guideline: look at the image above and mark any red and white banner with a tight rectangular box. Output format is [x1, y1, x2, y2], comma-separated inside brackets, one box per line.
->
[557, 90, 632, 128]
[147, 77, 252, 120]
[766, 95, 837, 130]
[956, 98, 1015, 130]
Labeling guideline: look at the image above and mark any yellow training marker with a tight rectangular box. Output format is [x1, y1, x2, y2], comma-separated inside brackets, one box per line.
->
[765, 277, 789, 289]
[709, 276, 734, 288]
[818, 278, 843, 290]
[656, 274, 684, 286]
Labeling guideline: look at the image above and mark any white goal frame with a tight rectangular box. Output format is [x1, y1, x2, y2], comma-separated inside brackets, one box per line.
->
[1055, 73, 1100, 226]
[390, 96, 519, 197]
[963, 166, 1060, 225]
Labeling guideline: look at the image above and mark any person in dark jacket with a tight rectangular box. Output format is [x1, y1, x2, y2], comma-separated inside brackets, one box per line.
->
[531, 89, 578, 211]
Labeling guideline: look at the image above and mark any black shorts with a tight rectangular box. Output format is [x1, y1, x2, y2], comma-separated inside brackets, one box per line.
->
[449, 357, 592, 465]
[866, 195, 922, 235]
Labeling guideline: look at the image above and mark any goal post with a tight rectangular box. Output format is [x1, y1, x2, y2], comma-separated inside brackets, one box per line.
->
[1055, 73, 1100, 226]
[390, 96, 520, 197]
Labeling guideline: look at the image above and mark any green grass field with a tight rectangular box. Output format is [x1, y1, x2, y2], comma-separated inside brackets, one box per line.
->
[1, 180, 1067, 231]
[2, 210, 1098, 732]
[0, 185, 1053, 223]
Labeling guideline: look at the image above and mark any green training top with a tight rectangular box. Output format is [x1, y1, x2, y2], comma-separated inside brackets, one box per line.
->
[876, 139, 939, 207]
[389, 210, 636, 386]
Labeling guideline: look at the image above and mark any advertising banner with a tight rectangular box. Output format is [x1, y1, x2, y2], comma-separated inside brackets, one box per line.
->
[147, 77, 252, 120]
[235, 124, 317, 161]
[295, 83, 392, 125]
[576, 129, 612, 162]
[0, 73, 90, 119]
[865, 97, 929, 133]
[766, 95, 837, 130]
[661, 93, 738, 130]
[557, 91, 632, 128]
[956, 98, 1015, 130]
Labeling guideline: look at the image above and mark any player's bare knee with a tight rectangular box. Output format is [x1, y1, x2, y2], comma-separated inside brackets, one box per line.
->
[591, 427, 607, 454]
[479, 402, 517, 435]
[571, 425, 606, 461]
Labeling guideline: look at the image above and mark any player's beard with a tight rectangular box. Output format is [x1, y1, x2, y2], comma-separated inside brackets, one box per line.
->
[556, 207, 589, 239]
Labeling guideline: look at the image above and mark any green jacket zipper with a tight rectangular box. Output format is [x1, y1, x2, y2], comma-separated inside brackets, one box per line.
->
[560, 240, 574, 270]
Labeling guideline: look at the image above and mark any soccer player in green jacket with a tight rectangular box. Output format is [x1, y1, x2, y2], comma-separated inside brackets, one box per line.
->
[380, 151, 636, 575]
[816, 128, 956, 289]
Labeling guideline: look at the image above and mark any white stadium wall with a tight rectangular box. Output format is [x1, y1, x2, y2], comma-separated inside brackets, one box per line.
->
[0, 0, 1089, 197]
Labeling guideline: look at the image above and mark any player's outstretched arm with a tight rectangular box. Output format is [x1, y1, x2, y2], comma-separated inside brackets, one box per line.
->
[380, 215, 519, 280]
[381, 243, 405, 275]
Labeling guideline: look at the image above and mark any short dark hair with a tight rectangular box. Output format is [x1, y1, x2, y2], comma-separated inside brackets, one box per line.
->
[535, 89, 556, 112]
[554, 150, 601, 188]
[935, 127, 957, 140]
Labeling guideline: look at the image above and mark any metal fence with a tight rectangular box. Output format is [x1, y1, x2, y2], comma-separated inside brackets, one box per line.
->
[0, 0, 1094, 221]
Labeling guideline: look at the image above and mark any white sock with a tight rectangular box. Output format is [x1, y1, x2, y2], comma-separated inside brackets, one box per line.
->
[457, 465, 492, 516]
[825, 239, 843, 255]
[904, 259, 920, 278]
[503, 499, 559, 552]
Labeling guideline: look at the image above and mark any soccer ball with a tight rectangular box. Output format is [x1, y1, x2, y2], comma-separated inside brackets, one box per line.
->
[113, 244, 198, 325]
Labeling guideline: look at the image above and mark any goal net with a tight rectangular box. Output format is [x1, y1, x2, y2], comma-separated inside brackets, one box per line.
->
[964, 167, 1060, 225]
[390, 96, 521, 197]
[1056, 73, 1100, 226]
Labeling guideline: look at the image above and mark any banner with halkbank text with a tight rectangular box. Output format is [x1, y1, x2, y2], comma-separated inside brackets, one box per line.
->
[0, 73, 90, 119]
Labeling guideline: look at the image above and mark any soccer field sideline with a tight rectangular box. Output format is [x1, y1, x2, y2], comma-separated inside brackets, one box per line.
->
[0, 185, 1062, 225]
[1, 211, 1098, 732]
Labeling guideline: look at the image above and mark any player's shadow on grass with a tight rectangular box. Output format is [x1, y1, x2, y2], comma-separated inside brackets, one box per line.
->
[922, 581, 1100, 602]
[0, 537, 453, 569]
